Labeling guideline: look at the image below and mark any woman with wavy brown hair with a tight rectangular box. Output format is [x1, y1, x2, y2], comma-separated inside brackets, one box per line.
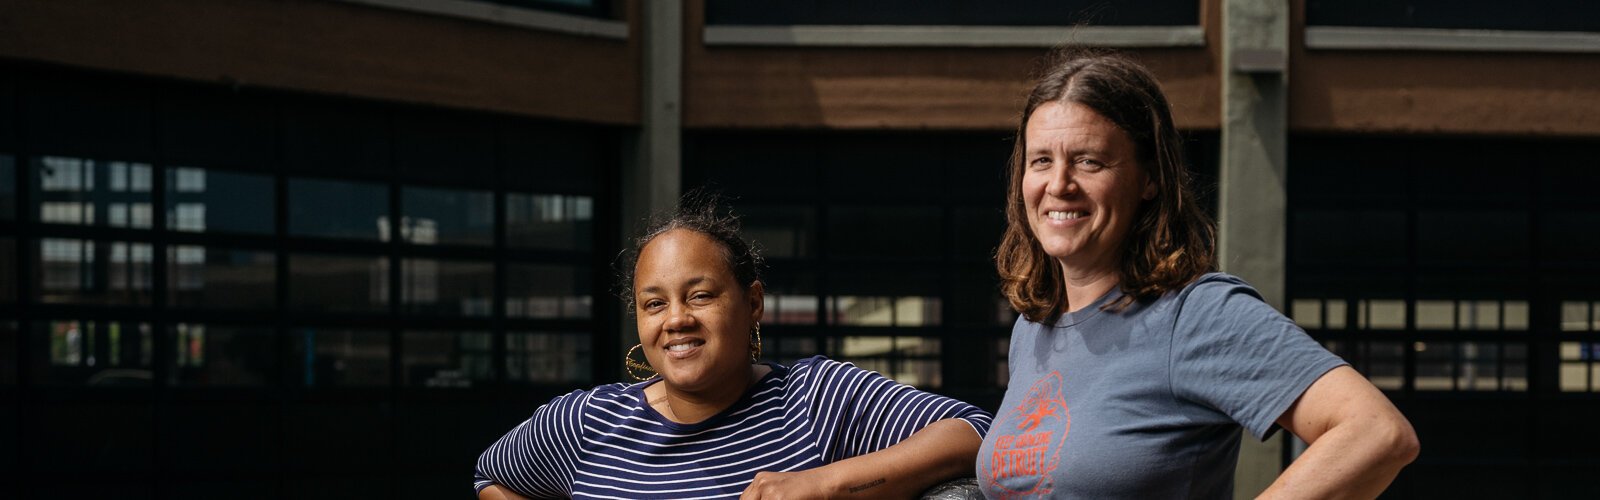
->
[977, 50, 1418, 499]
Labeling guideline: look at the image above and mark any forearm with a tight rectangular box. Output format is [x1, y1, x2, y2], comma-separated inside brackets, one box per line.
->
[478, 484, 531, 500]
[812, 419, 982, 499]
[1259, 417, 1419, 499]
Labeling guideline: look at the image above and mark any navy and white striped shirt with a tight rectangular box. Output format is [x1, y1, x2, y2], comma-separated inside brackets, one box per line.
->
[475, 356, 993, 499]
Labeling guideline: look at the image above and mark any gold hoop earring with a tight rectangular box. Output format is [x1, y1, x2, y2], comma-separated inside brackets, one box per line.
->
[625, 344, 656, 381]
[750, 322, 763, 363]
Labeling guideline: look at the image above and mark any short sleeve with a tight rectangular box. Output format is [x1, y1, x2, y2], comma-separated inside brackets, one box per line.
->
[473, 389, 589, 498]
[1168, 275, 1348, 441]
[798, 356, 993, 462]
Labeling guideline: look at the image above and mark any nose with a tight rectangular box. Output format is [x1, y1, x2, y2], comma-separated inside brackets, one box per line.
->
[664, 302, 697, 333]
[1045, 164, 1077, 197]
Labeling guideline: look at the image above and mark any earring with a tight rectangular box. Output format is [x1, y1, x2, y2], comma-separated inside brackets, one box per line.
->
[750, 322, 763, 362]
[625, 344, 656, 381]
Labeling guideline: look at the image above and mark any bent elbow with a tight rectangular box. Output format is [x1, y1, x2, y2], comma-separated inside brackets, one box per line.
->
[1386, 418, 1421, 467]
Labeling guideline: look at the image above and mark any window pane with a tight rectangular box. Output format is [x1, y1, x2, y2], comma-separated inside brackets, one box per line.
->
[1415, 300, 1454, 330]
[1357, 299, 1406, 330]
[403, 330, 492, 388]
[1503, 343, 1528, 391]
[165, 167, 274, 234]
[33, 156, 153, 229]
[288, 253, 389, 313]
[1561, 301, 1593, 332]
[1, 154, 14, 220]
[168, 246, 275, 309]
[506, 193, 592, 250]
[1292, 299, 1324, 329]
[1415, 341, 1453, 391]
[1, 320, 16, 385]
[507, 332, 592, 385]
[35, 320, 152, 386]
[293, 328, 389, 387]
[401, 187, 493, 246]
[828, 296, 941, 327]
[1417, 210, 1529, 265]
[402, 259, 493, 317]
[287, 178, 388, 240]
[169, 324, 274, 387]
[1458, 342, 1498, 391]
[826, 206, 941, 259]
[0, 237, 14, 303]
[741, 205, 814, 259]
[36, 238, 153, 305]
[506, 264, 592, 319]
[761, 270, 818, 325]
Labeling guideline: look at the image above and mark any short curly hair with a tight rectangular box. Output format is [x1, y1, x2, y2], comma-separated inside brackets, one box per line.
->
[615, 188, 765, 313]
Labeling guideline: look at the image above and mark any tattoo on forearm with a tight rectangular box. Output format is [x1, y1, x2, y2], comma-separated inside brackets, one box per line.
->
[847, 478, 886, 493]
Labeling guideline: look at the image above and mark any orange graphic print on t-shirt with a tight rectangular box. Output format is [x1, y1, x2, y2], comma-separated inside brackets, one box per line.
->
[987, 371, 1070, 499]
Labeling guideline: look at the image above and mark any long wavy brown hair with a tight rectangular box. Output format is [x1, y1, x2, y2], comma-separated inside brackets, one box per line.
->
[997, 49, 1216, 324]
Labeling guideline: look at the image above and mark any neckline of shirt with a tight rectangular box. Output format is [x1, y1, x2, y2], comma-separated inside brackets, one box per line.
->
[1053, 286, 1123, 328]
[629, 361, 788, 432]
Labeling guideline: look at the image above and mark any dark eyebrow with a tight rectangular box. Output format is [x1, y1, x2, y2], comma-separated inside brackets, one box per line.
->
[637, 276, 712, 297]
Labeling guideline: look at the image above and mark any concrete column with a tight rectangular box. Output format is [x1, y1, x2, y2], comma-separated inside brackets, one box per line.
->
[1220, 0, 1290, 497]
[619, 0, 684, 370]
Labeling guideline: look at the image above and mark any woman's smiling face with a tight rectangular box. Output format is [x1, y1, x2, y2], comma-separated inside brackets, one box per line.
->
[633, 228, 763, 393]
[1022, 100, 1155, 275]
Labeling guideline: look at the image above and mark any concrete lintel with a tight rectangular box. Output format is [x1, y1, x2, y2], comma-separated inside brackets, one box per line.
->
[1306, 26, 1600, 53]
[341, 0, 629, 39]
[703, 25, 1205, 48]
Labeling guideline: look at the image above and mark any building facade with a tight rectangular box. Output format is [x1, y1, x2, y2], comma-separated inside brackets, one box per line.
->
[1, 0, 1597, 498]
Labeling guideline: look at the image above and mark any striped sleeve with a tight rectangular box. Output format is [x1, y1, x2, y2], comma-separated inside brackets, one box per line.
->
[474, 389, 591, 498]
[798, 356, 993, 462]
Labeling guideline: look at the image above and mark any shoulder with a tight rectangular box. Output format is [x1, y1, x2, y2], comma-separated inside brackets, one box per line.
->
[1175, 272, 1259, 303]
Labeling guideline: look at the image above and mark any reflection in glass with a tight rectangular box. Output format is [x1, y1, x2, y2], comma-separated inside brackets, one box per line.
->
[828, 296, 941, 326]
[37, 320, 152, 386]
[288, 178, 388, 240]
[506, 264, 592, 319]
[36, 238, 153, 305]
[33, 156, 153, 229]
[763, 294, 819, 325]
[402, 259, 493, 317]
[506, 193, 592, 250]
[829, 336, 942, 388]
[169, 324, 274, 386]
[168, 246, 275, 309]
[294, 328, 389, 387]
[403, 330, 492, 387]
[165, 167, 274, 234]
[1562, 301, 1596, 332]
[1, 155, 15, 220]
[289, 253, 389, 313]
[401, 187, 494, 246]
[1292, 299, 1323, 329]
[1326, 340, 1403, 390]
[507, 332, 592, 384]
[1414, 341, 1453, 391]
[1356, 299, 1406, 330]
[1457, 341, 1500, 391]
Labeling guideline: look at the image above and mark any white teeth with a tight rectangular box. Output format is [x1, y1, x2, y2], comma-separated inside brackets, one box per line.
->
[1047, 211, 1085, 221]
[666, 340, 703, 352]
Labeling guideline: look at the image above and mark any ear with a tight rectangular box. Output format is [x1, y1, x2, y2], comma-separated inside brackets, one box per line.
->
[746, 280, 766, 323]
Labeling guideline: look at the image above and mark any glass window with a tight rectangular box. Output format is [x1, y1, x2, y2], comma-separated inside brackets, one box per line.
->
[293, 328, 389, 387]
[35, 238, 153, 305]
[1291, 210, 1407, 266]
[168, 246, 276, 309]
[826, 206, 942, 259]
[402, 259, 494, 317]
[1414, 341, 1453, 391]
[165, 167, 274, 234]
[1562, 301, 1597, 332]
[287, 178, 388, 240]
[506, 263, 592, 319]
[507, 332, 592, 385]
[1558, 341, 1598, 393]
[288, 253, 390, 313]
[1, 154, 15, 220]
[1417, 210, 1529, 265]
[168, 324, 275, 387]
[1, 320, 15, 385]
[740, 205, 815, 259]
[35, 320, 152, 386]
[0, 237, 14, 303]
[951, 207, 1004, 259]
[506, 193, 592, 250]
[33, 156, 153, 229]
[1356, 299, 1406, 330]
[761, 270, 818, 325]
[827, 336, 942, 389]
[401, 187, 493, 246]
[402, 330, 492, 388]
[828, 296, 942, 327]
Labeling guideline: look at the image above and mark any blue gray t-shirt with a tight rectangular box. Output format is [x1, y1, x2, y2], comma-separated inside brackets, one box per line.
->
[977, 273, 1346, 499]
